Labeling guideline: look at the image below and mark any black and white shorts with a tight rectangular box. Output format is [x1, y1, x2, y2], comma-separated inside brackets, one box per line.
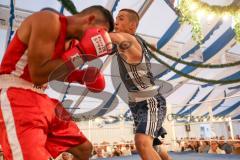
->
[129, 94, 167, 138]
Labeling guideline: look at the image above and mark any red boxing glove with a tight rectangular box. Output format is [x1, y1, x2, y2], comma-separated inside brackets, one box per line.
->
[84, 67, 105, 93]
[67, 67, 105, 92]
[67, 69, 85, 84]
[62, 28, 113, 70]
[78, 28, 113, 60]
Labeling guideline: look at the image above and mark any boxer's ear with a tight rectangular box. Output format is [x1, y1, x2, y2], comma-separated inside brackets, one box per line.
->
[87, 15, 96, 24]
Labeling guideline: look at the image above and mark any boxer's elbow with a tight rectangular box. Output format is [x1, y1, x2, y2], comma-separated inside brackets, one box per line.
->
[31, 76, 47, 86]
[30, 71, 48, 86]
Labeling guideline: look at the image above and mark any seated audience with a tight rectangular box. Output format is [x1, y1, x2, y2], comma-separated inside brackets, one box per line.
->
[218, 136, 233, 154]
[208, 141, 226, 154]
[121, 144, 132, 156]
[198, 141, 210, 153]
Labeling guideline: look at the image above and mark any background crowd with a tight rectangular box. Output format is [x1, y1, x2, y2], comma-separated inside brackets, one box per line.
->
[1, 135, 240, 160]
[176, 135, 240, 154]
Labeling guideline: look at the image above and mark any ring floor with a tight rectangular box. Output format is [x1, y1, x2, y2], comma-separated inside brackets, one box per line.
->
[96, 152, 240, 160]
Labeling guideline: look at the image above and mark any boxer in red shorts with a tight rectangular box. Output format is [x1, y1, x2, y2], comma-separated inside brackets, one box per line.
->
[0, 5, 114, 160]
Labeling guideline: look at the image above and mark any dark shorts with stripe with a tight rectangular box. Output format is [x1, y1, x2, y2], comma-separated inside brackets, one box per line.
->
[129, 94, 167, 138]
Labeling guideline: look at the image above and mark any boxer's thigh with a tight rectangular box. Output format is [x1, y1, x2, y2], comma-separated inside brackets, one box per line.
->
[0, 88, 53, 159]
[46, 102, 89, 158]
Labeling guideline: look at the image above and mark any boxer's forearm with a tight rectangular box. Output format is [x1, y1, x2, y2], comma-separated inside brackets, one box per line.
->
[29, 59, 71, 86]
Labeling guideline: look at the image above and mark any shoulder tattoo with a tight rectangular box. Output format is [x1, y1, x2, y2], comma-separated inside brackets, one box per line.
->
[119, 41, 132, 51]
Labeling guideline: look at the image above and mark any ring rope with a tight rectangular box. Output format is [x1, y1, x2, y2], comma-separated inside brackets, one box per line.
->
[7, 0, 15, 47]
[149, 51, 240, 84]
[144, 41, 240, 68]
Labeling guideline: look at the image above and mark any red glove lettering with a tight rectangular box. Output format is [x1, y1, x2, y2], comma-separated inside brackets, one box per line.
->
[62, 28, 113, 70]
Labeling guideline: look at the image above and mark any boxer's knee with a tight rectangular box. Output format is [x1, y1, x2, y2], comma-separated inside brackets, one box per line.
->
[135, 133, 153, 152]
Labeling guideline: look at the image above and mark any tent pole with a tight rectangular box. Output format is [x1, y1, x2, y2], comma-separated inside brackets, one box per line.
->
[228, 117, 235, 140]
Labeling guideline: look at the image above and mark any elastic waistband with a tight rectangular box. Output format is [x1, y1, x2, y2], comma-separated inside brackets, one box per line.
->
[128, 86, 159, 102]
[0, 74, 46, 94]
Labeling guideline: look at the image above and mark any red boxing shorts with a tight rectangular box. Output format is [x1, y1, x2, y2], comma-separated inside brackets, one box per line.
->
[0, 87, 87, 160]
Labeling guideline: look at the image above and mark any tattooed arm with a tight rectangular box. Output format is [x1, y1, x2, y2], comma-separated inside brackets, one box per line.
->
[109, 32, 142, 64]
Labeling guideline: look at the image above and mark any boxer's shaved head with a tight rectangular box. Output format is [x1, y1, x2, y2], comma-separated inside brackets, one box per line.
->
[119, 9, 139, 27]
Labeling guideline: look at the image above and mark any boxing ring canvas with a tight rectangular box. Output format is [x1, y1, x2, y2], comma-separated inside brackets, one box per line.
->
[99, 152, 240, 160]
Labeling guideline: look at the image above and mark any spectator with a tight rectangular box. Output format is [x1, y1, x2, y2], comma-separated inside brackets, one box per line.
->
[102, 144, 112, 158]
[198, 141, 210, 153]
[218, 137, 233, 154]
[180, 138, 186, 152]
[193, 140, 200, 152]
[91, 145, 99, 158]
[208, 141, 226, 154]
[232, 141, 240, 154]
[92, 147, 105, 159]
[112, 146, 122, 157]
[121, 144, 132, 156]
